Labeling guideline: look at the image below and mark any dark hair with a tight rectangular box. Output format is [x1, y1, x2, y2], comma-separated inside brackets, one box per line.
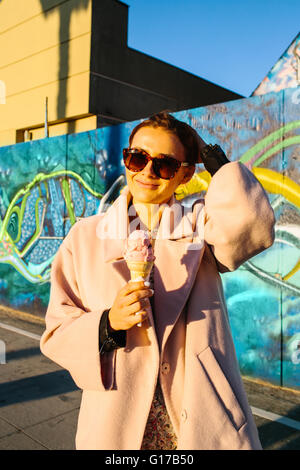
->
[129, 112, 201, 164]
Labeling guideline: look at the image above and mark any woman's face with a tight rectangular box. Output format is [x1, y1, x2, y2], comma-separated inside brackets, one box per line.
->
[125, 126, 195, 204]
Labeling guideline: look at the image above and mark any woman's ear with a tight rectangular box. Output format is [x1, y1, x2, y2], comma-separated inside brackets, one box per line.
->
[181, 165, 195, 184]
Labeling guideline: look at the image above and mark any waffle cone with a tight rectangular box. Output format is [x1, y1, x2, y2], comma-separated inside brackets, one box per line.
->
[126, 260, 154, 281]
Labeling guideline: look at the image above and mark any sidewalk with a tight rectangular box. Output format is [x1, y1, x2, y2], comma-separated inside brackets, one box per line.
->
[243, 377, 300, 450]
[0, 308, 299, 450]
[0, 309, 80, 450]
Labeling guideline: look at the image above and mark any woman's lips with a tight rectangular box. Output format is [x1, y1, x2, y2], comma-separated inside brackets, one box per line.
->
[135, 179, 159, 189]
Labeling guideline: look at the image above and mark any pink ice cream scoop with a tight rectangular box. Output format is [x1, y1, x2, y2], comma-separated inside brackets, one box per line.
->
[124, 231, 155, 327]
[124, 230, 156, 262]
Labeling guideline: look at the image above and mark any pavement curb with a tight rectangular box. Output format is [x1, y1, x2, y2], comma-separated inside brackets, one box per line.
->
[242, 375, 300, 397]
[0, 305, 45, 326]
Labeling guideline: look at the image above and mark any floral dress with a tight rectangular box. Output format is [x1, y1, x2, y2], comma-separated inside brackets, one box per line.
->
[140, 265, 178, 450]
[140, 377, 178, 450]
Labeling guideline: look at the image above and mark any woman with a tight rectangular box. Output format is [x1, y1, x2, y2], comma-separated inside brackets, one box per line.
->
[40, 112, 275, 450]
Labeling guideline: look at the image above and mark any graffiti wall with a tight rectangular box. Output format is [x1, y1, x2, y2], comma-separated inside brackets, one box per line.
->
[0, 87, 299, 390]
[252, 32, 300, 95]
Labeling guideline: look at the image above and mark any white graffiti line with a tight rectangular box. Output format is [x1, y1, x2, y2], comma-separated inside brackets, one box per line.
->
[291, 339, 300, 365]
[98, 175, 125, 214]
[275, 223, 300, 239]
[0, 255, 46, 283]
[291, 88, 300, 105]
[275, 238, 296, 248]
[244, 260, 300, 296]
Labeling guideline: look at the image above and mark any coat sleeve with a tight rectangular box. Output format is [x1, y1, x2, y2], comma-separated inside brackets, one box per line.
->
[40, 235, 116, 391]
[203, 161, 276, 272]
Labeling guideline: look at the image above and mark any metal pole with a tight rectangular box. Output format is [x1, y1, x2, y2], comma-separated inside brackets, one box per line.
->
[45, 96, 49, 138]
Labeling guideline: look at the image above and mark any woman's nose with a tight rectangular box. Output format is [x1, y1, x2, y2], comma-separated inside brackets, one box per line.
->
[142, 159, 157, 178]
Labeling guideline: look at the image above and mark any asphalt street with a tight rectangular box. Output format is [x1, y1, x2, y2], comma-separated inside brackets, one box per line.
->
[0, 308, 299, 451]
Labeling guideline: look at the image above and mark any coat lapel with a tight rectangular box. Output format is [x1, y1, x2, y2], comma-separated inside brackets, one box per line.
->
[153, 196, 205, 352]
[99, 188, 205, 353]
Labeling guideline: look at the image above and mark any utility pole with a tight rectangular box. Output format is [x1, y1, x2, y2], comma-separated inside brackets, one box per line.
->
[45, 96, 49, 138]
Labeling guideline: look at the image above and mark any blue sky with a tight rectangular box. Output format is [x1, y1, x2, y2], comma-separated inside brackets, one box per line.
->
[123, 0, 300, 97]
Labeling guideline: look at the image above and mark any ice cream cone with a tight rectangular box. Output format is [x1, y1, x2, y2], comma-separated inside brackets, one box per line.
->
[127, 260, 154, 282]
[124, 230, 156, 327]
[127, 260, 153, 327]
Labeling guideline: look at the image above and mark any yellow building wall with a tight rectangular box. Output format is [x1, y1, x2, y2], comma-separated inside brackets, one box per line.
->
[25, 114, 97, 141]
[0, 0, 94, 147]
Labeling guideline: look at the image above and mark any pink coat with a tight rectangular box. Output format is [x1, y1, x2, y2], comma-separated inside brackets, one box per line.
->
[40, 161, 275, 450]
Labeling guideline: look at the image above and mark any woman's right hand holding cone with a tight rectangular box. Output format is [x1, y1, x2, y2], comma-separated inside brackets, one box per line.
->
[108, 281, 154, 331]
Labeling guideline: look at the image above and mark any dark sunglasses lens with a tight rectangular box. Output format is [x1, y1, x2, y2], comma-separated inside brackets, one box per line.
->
[154, 158, 180, 179]
[124, 152, 147, 172]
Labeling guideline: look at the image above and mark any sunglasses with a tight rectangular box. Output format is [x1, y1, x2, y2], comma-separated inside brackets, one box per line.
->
[123, 148, 192, 180]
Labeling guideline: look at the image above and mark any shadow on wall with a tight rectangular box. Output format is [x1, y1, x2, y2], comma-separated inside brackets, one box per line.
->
[39, 0, 89, 135]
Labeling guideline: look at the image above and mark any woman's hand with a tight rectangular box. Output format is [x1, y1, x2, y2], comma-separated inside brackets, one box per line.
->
[108, 281, 154, 331]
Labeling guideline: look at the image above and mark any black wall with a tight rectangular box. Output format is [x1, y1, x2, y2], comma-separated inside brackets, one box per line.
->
[89, 0, 243, 126]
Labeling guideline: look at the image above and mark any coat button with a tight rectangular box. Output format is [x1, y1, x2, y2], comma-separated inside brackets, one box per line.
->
[161, 362, 170, 374]
[181, 409, 187, 421]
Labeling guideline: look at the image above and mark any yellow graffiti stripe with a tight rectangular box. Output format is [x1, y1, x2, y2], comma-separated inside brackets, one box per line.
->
[256, 170, 300, 280]
[251, 167, 300, 208]
[175, 167, 300, 281]
[174, 167, 300, 209]
[282, 258, 300, 281]
[175, 171, 211, 200]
